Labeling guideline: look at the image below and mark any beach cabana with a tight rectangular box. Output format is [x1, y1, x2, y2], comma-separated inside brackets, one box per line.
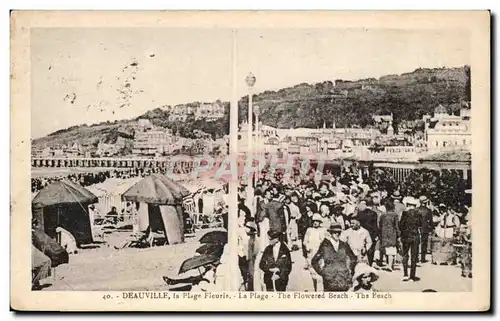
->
[32, 180, 97, 246]
[32, 246, 51, 288]
[122, 174, 190, 245]
[86, 177, 143, 215]
[32, 227, 69, 267]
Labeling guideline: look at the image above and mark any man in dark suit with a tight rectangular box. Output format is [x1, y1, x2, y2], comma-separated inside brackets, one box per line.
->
[260, 188, 287, 242]
[416, 196, 433, 263]
[399, 197, 423, 282]
[356, 198, 379, 266]
[311, 222, 357, 292]
[259, 230, 292, 291]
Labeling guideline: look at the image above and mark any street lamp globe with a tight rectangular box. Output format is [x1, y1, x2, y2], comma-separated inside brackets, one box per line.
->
[245, 72, 256, 88]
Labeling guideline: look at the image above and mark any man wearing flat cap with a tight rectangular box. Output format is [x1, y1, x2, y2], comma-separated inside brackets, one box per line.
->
[259, 230, 292, 291]
[416, 196, 433, 263]
[312, 222, 357, 291]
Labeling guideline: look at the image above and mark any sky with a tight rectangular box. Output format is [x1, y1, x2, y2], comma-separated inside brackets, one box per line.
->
[31, 28, 470, 138]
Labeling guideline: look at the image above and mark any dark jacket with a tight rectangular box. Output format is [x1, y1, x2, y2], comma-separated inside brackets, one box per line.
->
[357, 208, 379, 239]
[311, 238, 357, 291]
[259, 242, 292, 284]
[297, 212, 313, 240]
[238, 202, 252, 222]
[262, 200, 287, 234]
[416, 205, 434, 234]
[399, 209, 423, 243]
[282, 204, 292, 223]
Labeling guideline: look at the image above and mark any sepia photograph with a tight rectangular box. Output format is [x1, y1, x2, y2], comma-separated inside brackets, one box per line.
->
[29, 28, 232, 292]
[236, 28, 474, 293]
[10, 11, 490, 311]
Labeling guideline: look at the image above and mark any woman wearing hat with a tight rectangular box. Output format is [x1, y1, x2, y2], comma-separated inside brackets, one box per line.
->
[349, 263, 379, 292]
[319, 203, 334, 230]
[378, 199, 400, 271]
[304, 213, 327, 291]
[311, 222, 357, 292]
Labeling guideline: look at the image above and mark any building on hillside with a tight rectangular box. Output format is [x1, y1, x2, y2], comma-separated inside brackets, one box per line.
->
[260, 125, 278, 138]
[169, 114, 188, 122]
[195, 102, 225, 121]
[424, 104, 471, 150]
[372, 113, 393, 124]
[168, 104, 192, 121]
[31, 146, 47, 158]
[137, 119, 153, 132]
[133, 129, 174, 156]
[52, 149, 65, 157]
[96, 142, 122, 157]
[66, 142, 83, 157]
[372, 113, 394, 135]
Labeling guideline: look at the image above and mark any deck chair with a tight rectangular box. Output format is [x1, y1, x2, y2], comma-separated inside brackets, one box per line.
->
[124, 229, 153, 248]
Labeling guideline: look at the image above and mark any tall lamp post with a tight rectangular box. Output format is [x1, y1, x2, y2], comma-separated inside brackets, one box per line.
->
[245, 72, 256, 213]
[254, 104, 261, 179]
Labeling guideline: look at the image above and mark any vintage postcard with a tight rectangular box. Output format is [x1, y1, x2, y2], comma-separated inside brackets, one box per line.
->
[11, 11, 490, 311]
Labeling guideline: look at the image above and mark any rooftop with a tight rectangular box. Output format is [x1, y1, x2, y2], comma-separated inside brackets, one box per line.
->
[419, 149, 471, 162]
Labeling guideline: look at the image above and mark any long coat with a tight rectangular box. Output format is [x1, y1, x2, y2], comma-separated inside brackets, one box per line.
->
[379, 211, 400, 248]
[311, 238, 357, 291]
[262, 200, 287, 234]
[415, 206, 434, 234]
[357, 208, 379, 240]
[297, 213, 312, 240]
[399, 209, 423, 243]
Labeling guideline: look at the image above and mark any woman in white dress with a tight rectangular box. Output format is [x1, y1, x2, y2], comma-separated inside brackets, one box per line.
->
[56, 226, 78, 254]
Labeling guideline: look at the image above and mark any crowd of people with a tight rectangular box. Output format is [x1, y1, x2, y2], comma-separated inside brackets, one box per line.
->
[31, 166, 189, 193]
[237, 165, 472, 292]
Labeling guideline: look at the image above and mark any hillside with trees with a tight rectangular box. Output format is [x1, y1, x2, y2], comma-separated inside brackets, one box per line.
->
[33, 65, 469, 149]
[239, 66, 470, 131]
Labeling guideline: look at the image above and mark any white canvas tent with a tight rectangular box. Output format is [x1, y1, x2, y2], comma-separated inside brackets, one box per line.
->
[86, 178, 142, 215]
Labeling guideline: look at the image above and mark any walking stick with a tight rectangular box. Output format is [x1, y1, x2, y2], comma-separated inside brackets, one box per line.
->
[272, 271, 277, 292]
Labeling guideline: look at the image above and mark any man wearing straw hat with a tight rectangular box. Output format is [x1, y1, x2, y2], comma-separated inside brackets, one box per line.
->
[259, 230, 292, 291]
[391, 190, 406, 221]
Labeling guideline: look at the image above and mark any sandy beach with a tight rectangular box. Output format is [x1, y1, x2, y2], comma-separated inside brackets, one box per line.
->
[41, 228, 223, 291]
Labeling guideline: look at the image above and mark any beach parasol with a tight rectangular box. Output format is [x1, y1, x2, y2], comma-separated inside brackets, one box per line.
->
[32, 180, 97, 246]
[122, 174, 190, 205]
[32, 228, 69, 267]
[178, 254, 220, 274]
[32, 180, 98, 207]
[195, 243, 225, 257]
[32, 245, 52, 286]
[199, 230, 227, 244]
